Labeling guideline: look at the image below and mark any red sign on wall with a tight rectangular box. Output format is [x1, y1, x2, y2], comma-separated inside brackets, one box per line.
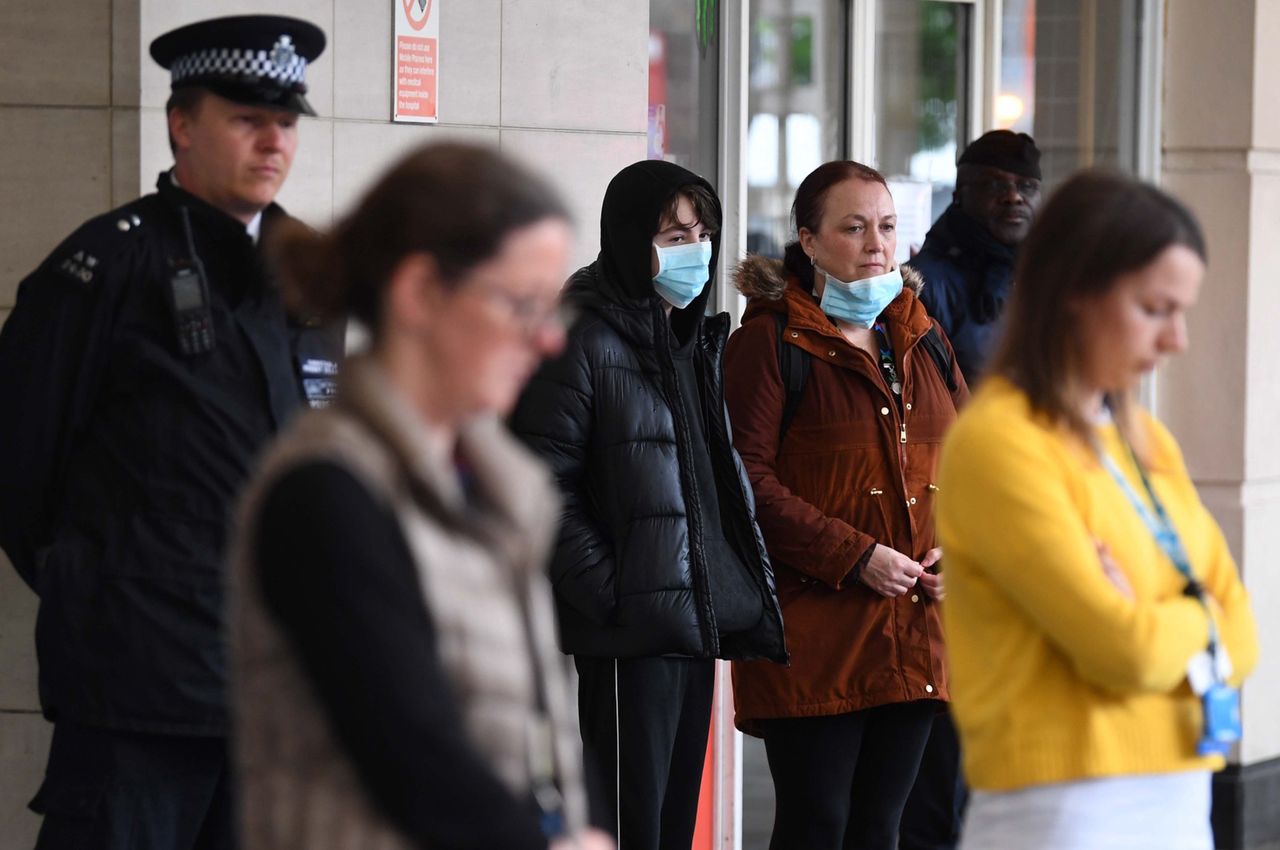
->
[393, 0, 439, 123]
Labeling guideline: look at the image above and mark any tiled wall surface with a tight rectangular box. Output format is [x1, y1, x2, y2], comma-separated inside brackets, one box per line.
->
[0, 2, 646, 845]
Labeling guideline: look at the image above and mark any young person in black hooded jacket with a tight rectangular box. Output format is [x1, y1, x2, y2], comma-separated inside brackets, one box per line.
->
[511, 160, 787, 850]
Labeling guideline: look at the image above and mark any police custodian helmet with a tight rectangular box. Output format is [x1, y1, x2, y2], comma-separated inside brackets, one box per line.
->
[150, 15, 326, 116]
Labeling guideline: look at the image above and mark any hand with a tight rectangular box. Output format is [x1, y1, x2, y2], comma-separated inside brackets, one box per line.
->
[859, 544, 924, 597]
[1095, 540, 1133, 600]
[918, 547, 944, 600]
[551, 828, 615, 850]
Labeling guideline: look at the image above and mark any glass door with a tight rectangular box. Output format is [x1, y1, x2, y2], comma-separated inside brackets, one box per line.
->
[876, 0, 977, 260]
[745, 0, 851, 259]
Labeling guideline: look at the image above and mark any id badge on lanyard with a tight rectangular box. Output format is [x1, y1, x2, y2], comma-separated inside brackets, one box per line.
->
[1100, 443, 1240, 756]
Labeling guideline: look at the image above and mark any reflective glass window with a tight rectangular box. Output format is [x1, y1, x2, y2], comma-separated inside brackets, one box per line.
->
[1000, 0, 1144, 184]
[650, 1, 722, 182]
[876, 1, 974, 260]
[746, 0, 849, 258]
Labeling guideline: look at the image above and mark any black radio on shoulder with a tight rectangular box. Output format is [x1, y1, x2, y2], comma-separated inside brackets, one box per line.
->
[167, 264, 215, 356]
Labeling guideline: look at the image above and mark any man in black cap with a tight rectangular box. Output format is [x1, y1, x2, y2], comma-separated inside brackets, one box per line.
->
[0, 15, 339, 849]
[898, 130, 1041, 850]
[906, 129, 1042, 384]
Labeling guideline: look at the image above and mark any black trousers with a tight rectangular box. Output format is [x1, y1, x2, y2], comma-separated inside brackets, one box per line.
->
[30, 723, 233, 850]
[899, 708, 967, 850]
[575, 655, 715, 850]
[762, 701, 936, 850]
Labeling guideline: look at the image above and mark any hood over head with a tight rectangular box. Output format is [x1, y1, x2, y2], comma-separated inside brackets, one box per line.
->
[589, 160, 722, 335]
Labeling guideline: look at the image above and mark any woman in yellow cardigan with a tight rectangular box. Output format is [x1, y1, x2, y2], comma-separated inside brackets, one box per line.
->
[936, 170, 1258, 850]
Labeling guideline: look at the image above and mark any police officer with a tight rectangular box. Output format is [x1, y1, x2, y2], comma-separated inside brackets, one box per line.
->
[0, 15, 340, 849]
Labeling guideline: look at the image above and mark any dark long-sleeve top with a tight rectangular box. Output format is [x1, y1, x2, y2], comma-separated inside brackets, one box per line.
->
[253, 460, 549, 850]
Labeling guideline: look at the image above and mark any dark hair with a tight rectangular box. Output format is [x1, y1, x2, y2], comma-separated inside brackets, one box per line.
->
[782, 161, 889, 286]
[990, 169, 1206, 454]
[656, 182, 721, 235]
[165, 86, 208, 155]
[270, 142, 570, 333]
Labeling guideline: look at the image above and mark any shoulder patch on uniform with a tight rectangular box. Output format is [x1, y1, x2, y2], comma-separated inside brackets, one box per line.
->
[50, 202, 150, 286]
[55, 248, 102, 285]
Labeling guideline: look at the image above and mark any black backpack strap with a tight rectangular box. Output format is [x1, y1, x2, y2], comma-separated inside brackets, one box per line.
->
[774, 311, 810, 445]
[920, 324, 959, 393]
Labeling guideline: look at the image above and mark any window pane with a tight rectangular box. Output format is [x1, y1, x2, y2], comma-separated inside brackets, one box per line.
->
[649, 1, 721, 182]
[1000, 0, 1144, 184]
[876, 1, 973, 261]
[746, 0, 848, 258]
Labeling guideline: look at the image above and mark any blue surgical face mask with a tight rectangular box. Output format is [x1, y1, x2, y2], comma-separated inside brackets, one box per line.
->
[652, 241, 712, 309]
[817, 265, 904, 328]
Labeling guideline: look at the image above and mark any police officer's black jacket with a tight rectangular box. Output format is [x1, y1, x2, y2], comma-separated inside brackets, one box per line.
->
[0, 173, 343, 735]
[510, 161, 786, 663]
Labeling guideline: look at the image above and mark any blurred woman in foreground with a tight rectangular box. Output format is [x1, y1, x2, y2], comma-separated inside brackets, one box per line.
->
[230, 143, 611, 850]
[937, 170, 1258, 850]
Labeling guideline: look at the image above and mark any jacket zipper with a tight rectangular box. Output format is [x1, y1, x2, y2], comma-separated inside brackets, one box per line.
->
[841, 332, 914, 532]
[659, 308, 718, 656]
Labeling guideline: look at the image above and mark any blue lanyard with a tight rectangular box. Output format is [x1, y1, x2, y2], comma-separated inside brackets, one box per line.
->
[1100, 444, 1220, 656]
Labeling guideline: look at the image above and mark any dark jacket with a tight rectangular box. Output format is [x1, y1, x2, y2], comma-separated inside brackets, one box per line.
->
[723, 254, 967, 730]
[905, 202, 1016, 383]
[0, 173, 343, 735]
[510, 160, 786, 663]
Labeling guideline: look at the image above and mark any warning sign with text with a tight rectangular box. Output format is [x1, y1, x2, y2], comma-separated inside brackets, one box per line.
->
[393, 0, 439, 123]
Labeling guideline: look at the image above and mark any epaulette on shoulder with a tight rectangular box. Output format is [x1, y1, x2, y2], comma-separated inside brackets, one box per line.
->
[48, 199, 154, 287]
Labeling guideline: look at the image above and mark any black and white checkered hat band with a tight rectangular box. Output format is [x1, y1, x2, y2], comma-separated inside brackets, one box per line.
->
[171, 48, 307, 87]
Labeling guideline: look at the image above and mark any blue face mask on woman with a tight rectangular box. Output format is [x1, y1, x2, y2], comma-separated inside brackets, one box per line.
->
[652, 241, 712, 309]
[817, 265, 904, 328]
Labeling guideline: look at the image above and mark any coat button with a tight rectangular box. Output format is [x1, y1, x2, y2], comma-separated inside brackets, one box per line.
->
[925, 684, 935, 694]
[906, 403, 913, 411]
[791, 331, 799, 338]
[909, 497, 917, 505]
[828, 350, 836, 357]
[911, 593, 920, 603]
[880, 407, 889, 415]
[116, 218, 131, 231]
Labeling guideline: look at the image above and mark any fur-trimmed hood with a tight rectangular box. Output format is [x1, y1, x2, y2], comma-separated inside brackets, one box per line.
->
[733, 253, 924, 302]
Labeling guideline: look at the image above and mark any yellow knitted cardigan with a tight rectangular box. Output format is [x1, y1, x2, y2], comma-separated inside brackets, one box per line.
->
[937, 377, 1258, 791]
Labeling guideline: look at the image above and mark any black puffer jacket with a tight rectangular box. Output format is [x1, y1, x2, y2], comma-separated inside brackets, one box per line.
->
[511, 161, 786, 662]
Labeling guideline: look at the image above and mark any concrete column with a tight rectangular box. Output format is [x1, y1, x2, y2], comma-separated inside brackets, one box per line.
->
[1160, 2, 1280, 846]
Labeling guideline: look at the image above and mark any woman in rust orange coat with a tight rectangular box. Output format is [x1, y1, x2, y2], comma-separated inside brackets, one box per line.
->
[723, 161, 967, 850]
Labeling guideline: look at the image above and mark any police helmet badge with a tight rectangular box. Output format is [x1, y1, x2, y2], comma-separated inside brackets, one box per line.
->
[270, 35, 296, 72]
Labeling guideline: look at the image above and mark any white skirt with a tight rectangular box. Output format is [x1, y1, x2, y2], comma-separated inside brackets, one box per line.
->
[959, 771, 1213, 850]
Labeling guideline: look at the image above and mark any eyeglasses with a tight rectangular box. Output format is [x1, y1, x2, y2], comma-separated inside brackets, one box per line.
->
[465, 281, 574, 337]
[969, 177, 1041, 199]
